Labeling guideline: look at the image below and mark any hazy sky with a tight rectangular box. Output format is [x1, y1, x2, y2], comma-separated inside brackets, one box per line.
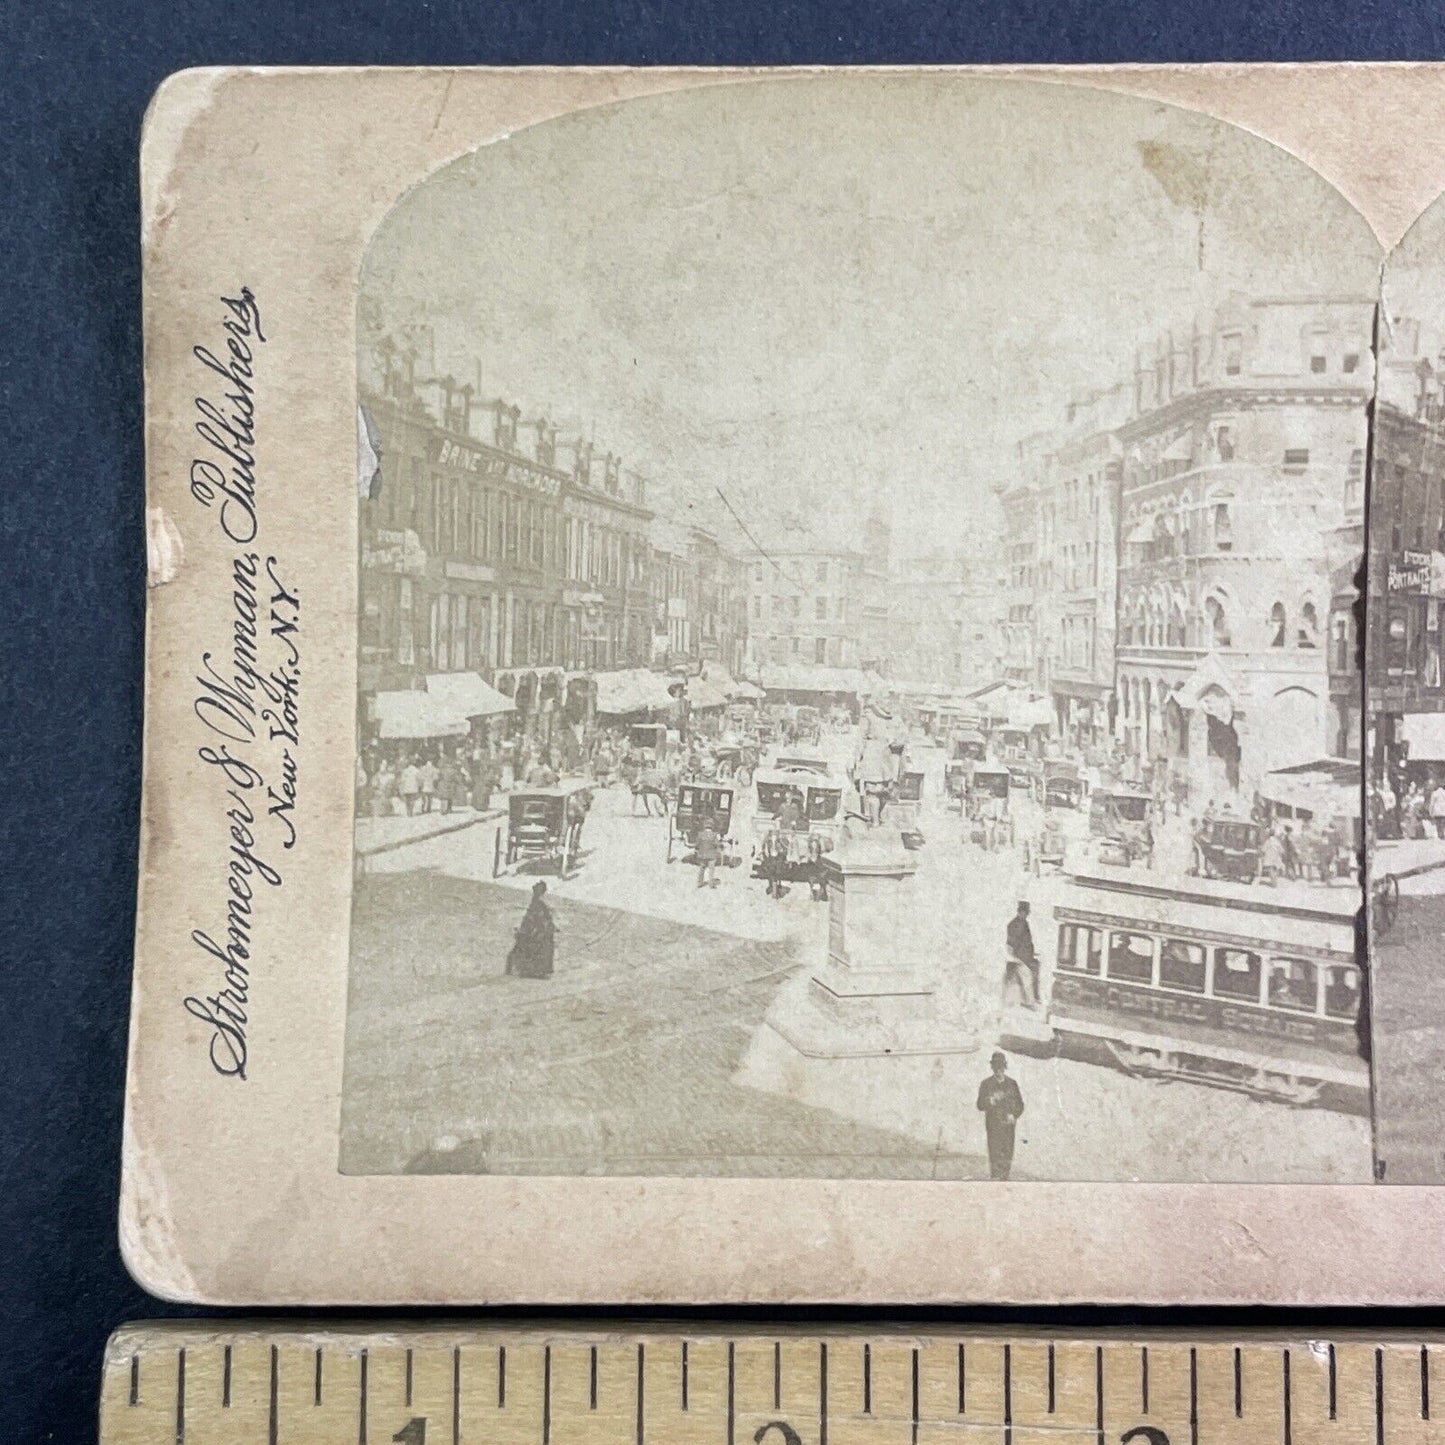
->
[361, 76, 1382, 555]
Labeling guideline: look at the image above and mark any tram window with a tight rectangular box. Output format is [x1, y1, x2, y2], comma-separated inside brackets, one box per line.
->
[1268, 957, 1319, 1014]
[1058, 924, 1103, 975]
[1212, 947, 1262, 1003]
[1159, 938, 1207, 993]
[1107, 931, 1155, 984]
[1325, 965, 1361, 1020]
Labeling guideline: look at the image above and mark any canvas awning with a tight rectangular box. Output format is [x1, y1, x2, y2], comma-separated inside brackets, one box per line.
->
[425, 671, 516, 718]
[372, 690, 470, 739]
[1258, 759, 1361, 819]
[728, 679, 765, 701]
[759, 664, 869, 695]
[1401, 712, 1445, 761]
[688, 675, 731, 710]
[1006, 696, 1056, 730]
[595, 668, 677, 716]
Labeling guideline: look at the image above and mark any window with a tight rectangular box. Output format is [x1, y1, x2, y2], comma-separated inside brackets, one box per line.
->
[1283, 448, 1310, 473]
[1107, 931, 1155, 984]
[1297, 601, 1319, 649]
[1058, 924, 1103, 975]
[1343, 352, 1361, 374]
[1324, 964, 1361, 1021]
[816, 562, 828, 584]
[752, 596, 761, 618]
[1267, 958, 1319, 1014]
[1212, 947, 1262, 1003]
[789, 596, 800, 617]
[1310, 353, 1327, 374]
[816, 597, 828, 620]
[755, 565, 764, 583]
[814, 637, 828, 663]
[1160, 938, 1207, 994]
[1269, 602, 1287, 648]
[1386, 605, 1415, 674]
[1215, 425, 1236, 461]
[1222, 331, 1243, 376]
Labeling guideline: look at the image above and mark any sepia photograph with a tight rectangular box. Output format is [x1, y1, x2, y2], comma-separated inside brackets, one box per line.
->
[339, 76, 1382, 1184]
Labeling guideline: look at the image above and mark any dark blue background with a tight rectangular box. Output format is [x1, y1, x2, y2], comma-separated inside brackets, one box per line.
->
[6, 2, 1445, 1441]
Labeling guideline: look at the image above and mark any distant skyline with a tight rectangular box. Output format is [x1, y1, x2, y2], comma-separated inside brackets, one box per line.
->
[360, 75, 1381, 555]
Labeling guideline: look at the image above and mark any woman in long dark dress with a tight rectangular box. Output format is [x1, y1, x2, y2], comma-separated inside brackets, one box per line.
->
[506, 881, 556, 979]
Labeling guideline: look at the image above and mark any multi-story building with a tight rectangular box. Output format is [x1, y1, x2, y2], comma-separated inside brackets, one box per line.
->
[1040, 387, 1128, 747]
[1367, 318, 1445, 781]
[1114, 294, 1372, 796]
[997, 435, 1045, 688]
[358, 357, 747, 739]
[743, 546, 871, 672]
[889, 552, 970, 686]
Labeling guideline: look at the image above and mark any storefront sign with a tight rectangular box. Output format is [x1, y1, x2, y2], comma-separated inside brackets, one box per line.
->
[433, 437, 562, 498]
[1389, 550, 1432, 593]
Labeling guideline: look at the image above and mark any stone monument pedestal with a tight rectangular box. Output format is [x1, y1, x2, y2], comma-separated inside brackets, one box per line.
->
[762, 826, 986, 1058]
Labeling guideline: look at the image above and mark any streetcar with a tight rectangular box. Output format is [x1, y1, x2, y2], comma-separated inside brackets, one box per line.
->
[493, 781, 593, 878]
[667, 781, 738, 865]
[1042, 865, 1366, 1110]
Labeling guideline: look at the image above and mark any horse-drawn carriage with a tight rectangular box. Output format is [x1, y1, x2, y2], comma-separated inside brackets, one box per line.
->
[493, 781, 592, 878]
[1041, 759, 1085, 810]
[1189, 815, 1265, 882]
[1089, 784, 1154, 866]
[667, 781, 738, 865]
[751, 765, 846, 900]
[710, 743, 755, 787]
[965, 762, 1014, 850]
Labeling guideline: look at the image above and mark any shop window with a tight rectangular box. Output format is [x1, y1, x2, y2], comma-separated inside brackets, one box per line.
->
[1213, 947, 1261, 1003]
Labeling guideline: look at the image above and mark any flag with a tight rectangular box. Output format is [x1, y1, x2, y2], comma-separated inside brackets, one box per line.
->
[357, 405, 383, 501]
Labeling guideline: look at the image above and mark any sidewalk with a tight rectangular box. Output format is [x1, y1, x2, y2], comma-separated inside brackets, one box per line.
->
[355, 803, 504, 858]
[1374, 833, 1445, 880]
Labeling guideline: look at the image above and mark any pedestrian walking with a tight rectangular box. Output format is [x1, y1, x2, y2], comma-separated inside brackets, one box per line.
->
[977, 1051, 1025, 1181]
[397, 757, 421, 816]
[695, 812, 721, 889]
[1004, 900, 1040, 1007]
[1429, 780, 1445, 840]
[505, 881, 556, 979]
[418, 754, 439, 813]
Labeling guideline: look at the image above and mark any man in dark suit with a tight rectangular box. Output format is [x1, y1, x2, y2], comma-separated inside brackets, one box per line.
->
[976, 1051, 1025, 1180]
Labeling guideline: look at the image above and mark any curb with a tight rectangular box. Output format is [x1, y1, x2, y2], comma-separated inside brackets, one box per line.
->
[357, 807, 505, 860]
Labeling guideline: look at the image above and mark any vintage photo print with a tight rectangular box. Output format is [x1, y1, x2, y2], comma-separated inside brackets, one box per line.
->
[127, 66, 1445, 1306]
[341, 77, 1378, 1186]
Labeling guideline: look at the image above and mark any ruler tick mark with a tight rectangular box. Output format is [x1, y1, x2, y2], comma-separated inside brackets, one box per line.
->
[1047, 1343, 1055, 1415]
[863, 1343, 872, 1415]
[958, 1343, 966, 1414]
[315, 1348, 324, 1407]
[727, 1342, 736, 1445]
[1095, 1347, 1104, 1445]
[1188, 1347, 1198, 1445]
[636, 1344, 645, 1445]
[911, 1347, 920, 1445]
[1328, 1344, 1337, 1420]
[268, 1346, 278, 1445]
[1233, 1347, 1243, 1418]
[1141, 1345, 1149, 1415]
[223, 1345, 232, 1407]
[405, 1348, 413, 1409]
[543, 1346, 552, 1445]
[1376, 1348, 1385, 1445]
[590, 1346, 598, 1410]
[819, 1342, 828, 1445]
[359, 1348, 369, 1445]
[499, 1346, 506, 1409]
[774, 1340, 782, 1411]
[1424, 1346, 1432, 1420]
[1282, 1349, 1291, 1445]
[452, 1347, 460, 1445]
[1003, 1344, 1013, 1445]
[129, 1354, 139, 1407]
[175, 1347, 185, 1445]
[681, 1342, 688, 1411]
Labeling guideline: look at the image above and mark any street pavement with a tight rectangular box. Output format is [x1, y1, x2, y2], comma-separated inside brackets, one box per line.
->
[342, 739, 1372, 1183]
[1370, 888, 1445, 1182]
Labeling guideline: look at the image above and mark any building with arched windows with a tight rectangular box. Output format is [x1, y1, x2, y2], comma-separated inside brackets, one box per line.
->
[1114, 294, 1373, 799]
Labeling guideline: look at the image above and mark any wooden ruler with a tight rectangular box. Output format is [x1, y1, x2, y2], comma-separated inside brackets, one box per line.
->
[100, 1324, 1445, 1445]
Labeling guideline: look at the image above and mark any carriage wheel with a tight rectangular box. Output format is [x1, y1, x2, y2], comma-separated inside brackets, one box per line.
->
[560, 831, 574, 878]
[493, 827, 504, 878]
[666, 815, 675, 863]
